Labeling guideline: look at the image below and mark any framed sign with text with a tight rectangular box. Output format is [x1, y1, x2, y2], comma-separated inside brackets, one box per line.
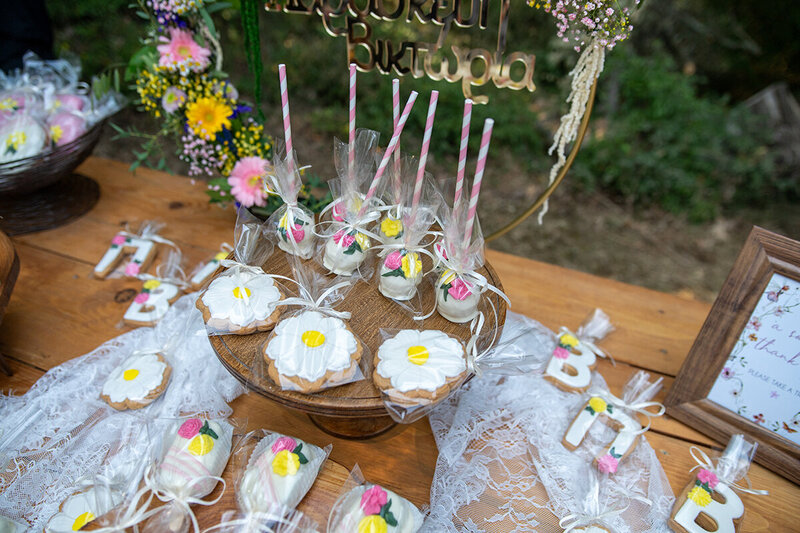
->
[666, 226, 800, 484]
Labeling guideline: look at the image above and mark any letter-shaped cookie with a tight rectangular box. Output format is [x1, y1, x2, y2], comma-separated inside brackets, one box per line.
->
[123, 280, 180, 326]
[190, 251, 228, 290]
[94, 233, 156, 279]
[545, 331, 597, 392]
[671, 480, 743, 533]
[563, 395, 641, 473]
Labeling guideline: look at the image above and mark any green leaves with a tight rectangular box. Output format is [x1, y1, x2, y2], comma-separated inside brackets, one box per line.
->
[199, 421, 219, 439]
[294, 443, 309, 464]
[379, 500, 397, 527]
[382, 269, 405, 278]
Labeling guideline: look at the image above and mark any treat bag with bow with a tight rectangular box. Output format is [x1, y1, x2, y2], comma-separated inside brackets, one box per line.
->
[142, 417, 235, 533]
[233, 430, 331, 515]
[375, 153, 416, 244]
[197, 207, 287, 336]
[327, 465, 423, 533]
[259, 256, 368, 393]
[93, 220, 178, 280]
[267, 151, 316, 259]
[669, 435, 767, 533]
[123, 249, 188, 328]
[544, 308, 615, 393]
[319, 129, 381, 277]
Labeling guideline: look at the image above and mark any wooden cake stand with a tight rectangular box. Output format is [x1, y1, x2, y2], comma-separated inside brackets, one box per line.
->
[209, 250, 507, 440]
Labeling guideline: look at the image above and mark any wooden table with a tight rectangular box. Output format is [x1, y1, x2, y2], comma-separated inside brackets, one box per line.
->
[1, 157, 797, 531]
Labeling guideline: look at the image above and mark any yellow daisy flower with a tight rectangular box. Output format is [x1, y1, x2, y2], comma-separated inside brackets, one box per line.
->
[588, 397, 607, 414]
[381, 217, 403, 238]
[355, 233, 371, 251]
[401, 252, 422, 279]
[687, 486, 712, 507]
[143, 279, 162, 290]
[560, 333, 579, 348]
[358, 515, 388, 533]
[272, 449, 301, 477]
[185, 97, 232, 140]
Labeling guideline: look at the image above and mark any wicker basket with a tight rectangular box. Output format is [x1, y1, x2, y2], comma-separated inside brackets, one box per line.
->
[0, 119, 106, 196]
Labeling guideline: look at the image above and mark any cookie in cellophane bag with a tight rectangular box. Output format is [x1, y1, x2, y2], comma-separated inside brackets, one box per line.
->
[197, 206, 286, 335]
[327, 466, 423, 533]
[266, 150, 317, 260]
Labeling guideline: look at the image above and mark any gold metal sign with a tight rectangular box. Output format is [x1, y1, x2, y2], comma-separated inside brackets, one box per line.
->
[264, 0, 536, 104]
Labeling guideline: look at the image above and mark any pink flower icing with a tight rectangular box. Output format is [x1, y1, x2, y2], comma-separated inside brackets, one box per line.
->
[552, 346, 570, 360]
[48, 111, 87, 146]
[360, 485, 388, 515]
[289, 225, 305, 243]
[597, 454, 619, 473]
[271, 436, 297, 454]
[333, 230, 355, 248]
[55, 94, 87, 112]
[111, 234, 126, 246]
[448, 278, 473, 301]
[697, 468, 719, 489]
[384, 251, 403, 270]
[178, 418, 203, 438]
[134, 292, 149, 304]
[125, 263, 140, 276]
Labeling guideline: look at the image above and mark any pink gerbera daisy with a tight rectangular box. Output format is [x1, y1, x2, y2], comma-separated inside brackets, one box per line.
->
[228, 157, 270, 207]
[157, 28, 211, 74]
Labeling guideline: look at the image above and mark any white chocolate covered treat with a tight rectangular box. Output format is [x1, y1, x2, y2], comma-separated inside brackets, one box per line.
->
[379, 250, 422, 301]
[323, 230, 371, 276]
[237, 434, 325, 512]
[100, 351, 172, 410]
[44, 487, 122, 532]
[328, 484, 423, 533]
[0, 115, 47, 163]
[276, 210, 315, 259]
[198, 269, 283, 334]
[155, 419, 232, 499]
[435, 270, 480, 323]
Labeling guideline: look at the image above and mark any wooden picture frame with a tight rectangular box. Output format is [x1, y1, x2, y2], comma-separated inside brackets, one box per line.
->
[665, 226, 800, 485]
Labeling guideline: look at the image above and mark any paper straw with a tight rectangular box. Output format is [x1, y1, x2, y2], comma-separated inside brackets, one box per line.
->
[392, 79, 401, 202]
[463, 118, 494, 248]
[410, 90, 438, 222]
[278, 64, 293, 170]
[453, 99, 472, 213]
[348, 63, 356, 182]
[360, 90, 419, 214]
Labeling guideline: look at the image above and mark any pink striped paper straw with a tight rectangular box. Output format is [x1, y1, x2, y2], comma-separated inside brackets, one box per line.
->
[348, 64, 356, 181]
[360, 90, 419, 215]
[410, 90, 438, 222]
[453, 99, 472, 213]
[392, 79, 401, 201]
[278, 64, 293, 170]
[463, 118, 494, 248]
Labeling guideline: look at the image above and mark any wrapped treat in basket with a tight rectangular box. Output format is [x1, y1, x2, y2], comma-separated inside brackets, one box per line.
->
[328, 466, 423, 533]
[197, 207, 286, 335]
[259, 256, 368, 393]
[266, 151, 316, 259]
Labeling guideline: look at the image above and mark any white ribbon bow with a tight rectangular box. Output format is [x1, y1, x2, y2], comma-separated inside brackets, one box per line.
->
[688, 446, 768, 496]
[586, 387, 666, 435]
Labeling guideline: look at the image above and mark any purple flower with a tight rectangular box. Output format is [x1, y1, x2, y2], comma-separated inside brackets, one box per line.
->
[721, 367, 734, 379]
[162, 87, 187, 113]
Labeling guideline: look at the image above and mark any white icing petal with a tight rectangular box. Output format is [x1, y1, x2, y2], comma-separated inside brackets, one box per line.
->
[377, 330, 466, 392]
[202, 271, 281, 327]
[45, 488, 121, 533]
[266, 311, 357, 382]
[101, 353, 168, 404]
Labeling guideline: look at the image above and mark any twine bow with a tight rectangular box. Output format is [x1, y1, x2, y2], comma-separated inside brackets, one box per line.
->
[688, 447, 768, 496]
[586, 387, 665, 435]
[557, 326, 614, 365]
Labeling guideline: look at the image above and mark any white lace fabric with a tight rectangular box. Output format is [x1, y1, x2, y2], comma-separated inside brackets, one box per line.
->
[424, 312, 675, 532]
[0, 294, 245, 530]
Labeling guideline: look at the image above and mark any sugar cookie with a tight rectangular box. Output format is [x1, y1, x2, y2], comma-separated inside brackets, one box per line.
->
[123, 280, 181, 327]
[544, 331, 598, 392]
[94, 233, 157, 279]
[669, 470, 743, 533]
[44, 487, 121, 533]
[190, 251, 228, 290]
[196, 269, 284, 334]
[100, 352, 172, 410]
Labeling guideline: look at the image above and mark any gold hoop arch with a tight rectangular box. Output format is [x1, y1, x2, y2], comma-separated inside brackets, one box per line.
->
[486, 77, 598, 242]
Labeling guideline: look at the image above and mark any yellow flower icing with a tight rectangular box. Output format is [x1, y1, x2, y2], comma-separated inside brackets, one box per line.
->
[272, 449, 300, 477]
[588, 397, 607, 414]
[560, 333, 579, 348]
[401, 252, 422, 278]
[355, 233, 371, 251]
[407, 345, 429, 366]
[123, 369, 140, 381]
[440, 269, 457, 286]
[214, 251, 229, 261]
[358, 515, 388, 533]
[687, 485, 712, 507]
[188, 434, 215, 456]
[143, 279, 162, 290]
[72, 511, 95, 530]
[381, 217, 403, 237]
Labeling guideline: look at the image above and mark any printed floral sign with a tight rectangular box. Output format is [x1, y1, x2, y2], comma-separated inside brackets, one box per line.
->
[707, 273, 800, 446]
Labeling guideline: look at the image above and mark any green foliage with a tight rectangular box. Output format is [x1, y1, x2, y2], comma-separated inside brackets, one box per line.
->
[572, 49, 777, 222]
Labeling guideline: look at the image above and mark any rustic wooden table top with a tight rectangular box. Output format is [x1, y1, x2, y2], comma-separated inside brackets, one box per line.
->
[1, 157, 797, 531]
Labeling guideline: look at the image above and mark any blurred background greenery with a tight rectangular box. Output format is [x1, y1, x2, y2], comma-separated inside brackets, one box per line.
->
[45, 0, 799, 299]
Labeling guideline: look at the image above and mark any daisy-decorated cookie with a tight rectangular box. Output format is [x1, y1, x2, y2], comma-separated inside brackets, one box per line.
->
[373, 330, 466, 405]
[196, 269, 284, 334]
[155, 419, 233, 499]
[328, 483, 423, 533]
[262, 310, 363, 393]
[238, 434, 325, 512]
[100, 352, 172, 410]
[44, 487, 122, 533]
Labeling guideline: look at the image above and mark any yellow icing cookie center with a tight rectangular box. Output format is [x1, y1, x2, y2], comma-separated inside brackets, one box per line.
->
[232, 286, 252, 299]
[407, 345, 429, 365]
[72, 511, 95, 530]
[188, 434, 215, 456]
[123, 369, 139, 381]
[302, 330, 326, 348]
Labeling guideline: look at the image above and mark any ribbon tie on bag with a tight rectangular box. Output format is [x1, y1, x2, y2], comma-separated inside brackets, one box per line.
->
[465, 312, 487, 376]
[688, 447, 768, 496]
[559, 490, 651, 533]
[558, 326, 614, 365]
[203, 512, 307, 533]
[144, 463, 228, 533]
[586, 387, 665, 435]
[277, 280, 353, 320]
[120, 222, 182, 257]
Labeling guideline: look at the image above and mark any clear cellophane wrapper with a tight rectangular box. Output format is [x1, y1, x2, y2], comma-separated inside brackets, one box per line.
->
[327, 465, 423, 533]
[422, 312, 675, 532]
[256, 256, 369, 393]
[266, 152, 316, 260]
[231, 430, 331, 516]
[374, 153, 416, 242]
[0, 294, 243, 530]
[95, 220, 174, 280]
[207, 506, 321, 533]
[317, 130, 381, 278]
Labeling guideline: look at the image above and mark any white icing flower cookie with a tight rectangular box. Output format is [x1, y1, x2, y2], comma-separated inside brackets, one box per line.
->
[263, 310, 363, 392]
[155, 419, 233, 499]
[238, 434, 325, 512]
[196, 269, 284, 334]
[373, 330, 466, 405]
[100, 351, 172, 410]
[44, 487, 122, 532]
[328, 483, 423, 533]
